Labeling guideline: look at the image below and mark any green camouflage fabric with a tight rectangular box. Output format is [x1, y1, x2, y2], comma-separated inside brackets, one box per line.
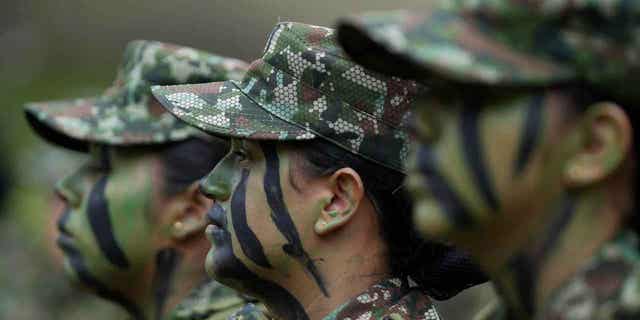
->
[322, 278, 441, 320]
[152, 22, 422, 173]
[227, 303, 272, 320]
[336, 1, 640, 104]
[25, 40, 248, 151]
[473, 231, 640, 320]
[542, 230, 640, 320]
[169, 280, 264, 320]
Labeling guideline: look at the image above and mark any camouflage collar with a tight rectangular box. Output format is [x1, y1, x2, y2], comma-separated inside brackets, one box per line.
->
[169, 280, 247, 320]
[542, 229, 640, 319]
[322, 278, 441, 320]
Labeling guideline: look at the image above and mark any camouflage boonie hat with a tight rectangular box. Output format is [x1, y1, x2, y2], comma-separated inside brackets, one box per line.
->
[25, 40, 248, 151]
[152, 22, 421, 172]
[337, 1, 640, 104]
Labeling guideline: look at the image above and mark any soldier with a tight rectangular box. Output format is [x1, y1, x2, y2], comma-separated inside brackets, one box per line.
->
[152, 22, 487, 320]
[24, 40, 258, 320]
[337, 1, 640, 319]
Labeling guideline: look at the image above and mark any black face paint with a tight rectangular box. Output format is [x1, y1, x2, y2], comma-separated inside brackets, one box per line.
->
[231, 168, 273, 269]
[86, 175, 130, 269]
[507, 195, 576, 315]
[417, 146, 473, 228]
[260, 142, 329, 297]
[460, 105, 499, 211]
[514, 95, 544, 176]
[152, 248, 180, 320]
[57, 235, 144, 320]
[207, 203, 309, 320]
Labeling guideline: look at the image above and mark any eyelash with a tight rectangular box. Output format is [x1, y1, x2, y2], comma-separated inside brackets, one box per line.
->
[234, 149, 249, 162]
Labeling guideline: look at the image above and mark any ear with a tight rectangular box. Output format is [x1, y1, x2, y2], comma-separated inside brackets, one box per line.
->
[314, 168, 365, 236]
[563, 102, 631, 187]
[170, 181, 212, 241]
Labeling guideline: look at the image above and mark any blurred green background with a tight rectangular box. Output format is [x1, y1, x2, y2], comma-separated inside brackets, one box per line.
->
[0, 0, 494, 319]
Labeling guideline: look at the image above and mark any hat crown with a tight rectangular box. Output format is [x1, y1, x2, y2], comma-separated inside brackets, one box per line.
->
[107, 40, 247, 106]
[25, 41, 248, 150]
[440, 0, 640, 103]
[240, 22, 421, 171]
[253, 22, 419, 129]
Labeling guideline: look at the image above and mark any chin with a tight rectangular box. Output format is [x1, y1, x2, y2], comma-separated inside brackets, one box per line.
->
[413, 198, 454, 239]
[205, 245, 236, 280]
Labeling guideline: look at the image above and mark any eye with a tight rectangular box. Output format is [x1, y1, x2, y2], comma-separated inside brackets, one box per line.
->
[234, 149, 249, 162]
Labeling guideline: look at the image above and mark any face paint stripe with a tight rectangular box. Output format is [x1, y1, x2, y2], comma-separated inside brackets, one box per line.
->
[209, 203, 309, 320]
[460, 107, 500, 211]
[57, 239, 143, 319]
[231, 168, 273, 269]
[508, 195, 576, 315]
[260, 142, 329, 297]
[87, 176, 130, 269]
[508, 255, 535, 315]
[417, 146, 474, 227]
[513, 95, 544, 176]
[152, 248, 180, 320]
[535, 196, 576, 260]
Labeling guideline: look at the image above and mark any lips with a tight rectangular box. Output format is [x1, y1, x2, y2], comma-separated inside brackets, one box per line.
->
[205, 203, 228, 242]
[206, 203, 227, 228]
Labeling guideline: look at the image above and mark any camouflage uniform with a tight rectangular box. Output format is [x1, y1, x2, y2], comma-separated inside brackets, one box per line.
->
[324, 278, 440, 320]
[24, 40, 261, 320]
[336, 1, 640, 319]
[170, 281, 265, 320]
[152, 22, 443, 319]
[543, 230, 640, 320]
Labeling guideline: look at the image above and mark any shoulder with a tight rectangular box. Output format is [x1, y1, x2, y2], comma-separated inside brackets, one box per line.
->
[170, 281, 247, 320]
[543, 231, 640, 319]
[225, 303, 271, 320]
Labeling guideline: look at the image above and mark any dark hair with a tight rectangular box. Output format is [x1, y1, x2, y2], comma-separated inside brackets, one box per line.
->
[161, 137, 229, 197]
[288, 139, 487, 300]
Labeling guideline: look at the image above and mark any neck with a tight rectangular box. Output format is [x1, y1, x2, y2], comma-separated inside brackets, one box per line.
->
[478, 187, 626, 319]
[266, 207, 390, 320]
[134, 247, 208, 320]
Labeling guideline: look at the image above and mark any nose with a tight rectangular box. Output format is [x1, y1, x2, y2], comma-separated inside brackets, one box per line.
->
[199, 166, 233, 201]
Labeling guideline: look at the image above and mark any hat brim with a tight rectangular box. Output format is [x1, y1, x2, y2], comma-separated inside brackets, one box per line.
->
[151, 81, 316, 141]
[337, 10, 576, 87]
[25, 97, 197, 152]
[25, 98, 100, 152]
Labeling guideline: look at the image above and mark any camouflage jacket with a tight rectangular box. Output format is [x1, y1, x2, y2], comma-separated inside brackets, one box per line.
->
[475, 230, 640, 320]
[168, 280, 263, 320]
[323, 278, 441, 320]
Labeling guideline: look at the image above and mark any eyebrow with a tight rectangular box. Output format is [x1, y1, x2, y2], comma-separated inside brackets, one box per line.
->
[98, 145, 112, 170]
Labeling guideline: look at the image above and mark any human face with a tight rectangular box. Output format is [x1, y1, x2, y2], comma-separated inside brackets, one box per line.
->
[407, 87, 581, 240]
[200, 139, 328, 316]
[54, 145, 163, 316]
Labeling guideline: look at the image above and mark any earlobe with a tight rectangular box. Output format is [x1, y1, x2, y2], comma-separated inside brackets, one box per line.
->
[314, 168, 364, 236]
[563, 102, 631, 187]
[171, 182, 211, 241]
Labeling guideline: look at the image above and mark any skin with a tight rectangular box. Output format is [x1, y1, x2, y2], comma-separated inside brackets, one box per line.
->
[55, 145, 213, 320]
[407, 85, 634, 318]
[200, 139, 389, 320]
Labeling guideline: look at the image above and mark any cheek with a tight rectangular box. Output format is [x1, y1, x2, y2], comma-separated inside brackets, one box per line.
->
[104, 168, 155, 265]
[433, 113, 491, 219]
[241, 175, 289, 267]
[482, 107, 529, 202]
